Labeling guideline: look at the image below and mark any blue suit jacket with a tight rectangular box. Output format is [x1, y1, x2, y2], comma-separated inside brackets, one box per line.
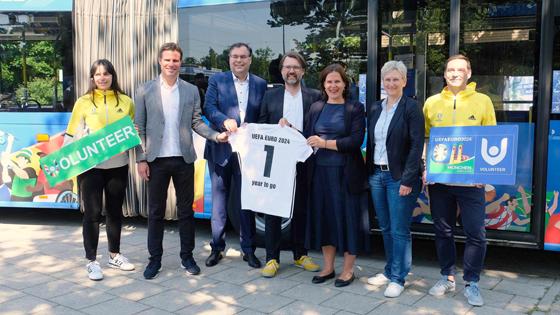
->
[203, 71, 267, 166]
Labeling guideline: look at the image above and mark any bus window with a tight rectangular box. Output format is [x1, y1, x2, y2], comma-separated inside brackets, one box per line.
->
[460, 1, 537, 233]
[178, 1, 368, 98]
[0, 11, 74, 112]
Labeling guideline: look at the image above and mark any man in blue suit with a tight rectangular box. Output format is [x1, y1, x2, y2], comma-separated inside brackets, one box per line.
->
[203, 42, 267, 268]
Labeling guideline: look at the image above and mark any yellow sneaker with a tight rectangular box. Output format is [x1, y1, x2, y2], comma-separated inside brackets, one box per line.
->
[294, 255, 320, 272]
[261, 259, 279, 278]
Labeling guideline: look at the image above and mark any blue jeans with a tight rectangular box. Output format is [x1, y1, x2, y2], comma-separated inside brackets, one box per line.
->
[369, 169, 420, 285]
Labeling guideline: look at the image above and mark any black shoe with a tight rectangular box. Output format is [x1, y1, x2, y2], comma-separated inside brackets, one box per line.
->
[243, 253, 262, 268]
[312, 271, 335, 284]
[181, 257, 201, 275]
[205, 251, 223, 267]
[143, 261, 162, 280]
[334, 273, 355, 287]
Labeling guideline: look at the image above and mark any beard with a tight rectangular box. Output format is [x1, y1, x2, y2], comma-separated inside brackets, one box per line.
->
[284, 77, 299, 85]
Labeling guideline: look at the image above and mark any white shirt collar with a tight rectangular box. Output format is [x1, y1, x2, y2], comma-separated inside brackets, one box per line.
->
[284, 88, 302, 98]
[232, 72, 249, 83]
[160, 75, 179, 89]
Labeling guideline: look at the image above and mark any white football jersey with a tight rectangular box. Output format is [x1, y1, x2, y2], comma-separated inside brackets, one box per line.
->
[229, 123, 313, 218]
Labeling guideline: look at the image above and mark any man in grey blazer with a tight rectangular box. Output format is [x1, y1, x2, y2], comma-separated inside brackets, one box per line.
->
[135, 42, 227, 279]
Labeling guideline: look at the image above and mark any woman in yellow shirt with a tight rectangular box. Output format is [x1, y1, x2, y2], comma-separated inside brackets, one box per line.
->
[64, 59, 135, 280]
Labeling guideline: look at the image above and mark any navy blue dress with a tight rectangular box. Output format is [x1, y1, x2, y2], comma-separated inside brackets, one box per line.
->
[306, 103, 369, 255]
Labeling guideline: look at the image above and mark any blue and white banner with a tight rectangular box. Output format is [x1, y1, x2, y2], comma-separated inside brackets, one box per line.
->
[427, 125, 518, 185]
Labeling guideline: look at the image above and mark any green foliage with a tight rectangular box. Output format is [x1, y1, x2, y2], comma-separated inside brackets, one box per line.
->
[200, 48, 219, 69]
[0, 63, 15, 90]
[268, 0, 367, 89]
[251, 47, 274, 81]
[26, 41, 58, 78]
[15, 77, 62, 106]
[0, 41, 59, 93]
[0, 42, 21, 92]
[183, 57, 198, 65]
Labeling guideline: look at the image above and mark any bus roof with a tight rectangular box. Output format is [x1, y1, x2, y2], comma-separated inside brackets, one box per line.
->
[177, 0, 266, 9]
[0, 0, 72, 12]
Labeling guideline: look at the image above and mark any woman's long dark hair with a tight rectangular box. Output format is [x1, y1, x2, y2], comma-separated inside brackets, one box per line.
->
[86, 59, 125, 106]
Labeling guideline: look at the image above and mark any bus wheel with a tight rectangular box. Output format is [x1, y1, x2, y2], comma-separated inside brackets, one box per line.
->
[56, 190, 79, 203]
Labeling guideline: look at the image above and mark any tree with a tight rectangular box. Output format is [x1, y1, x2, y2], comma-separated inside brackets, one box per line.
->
[251, 47, 274, 81]
[267, 0, 367, 88]
[0, 40, 59, 95]
[183, 57, 198, 65]
[200, 48, 218, 69]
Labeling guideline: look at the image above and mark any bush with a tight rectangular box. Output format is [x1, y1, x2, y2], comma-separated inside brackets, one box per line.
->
[15, 77, 62, 107]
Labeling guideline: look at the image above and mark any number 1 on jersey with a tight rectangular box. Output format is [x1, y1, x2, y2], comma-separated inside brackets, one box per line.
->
[263, 145, 274, 177]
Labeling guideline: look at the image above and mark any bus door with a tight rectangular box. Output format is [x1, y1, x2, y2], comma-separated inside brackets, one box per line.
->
[378, 1, 541, 247]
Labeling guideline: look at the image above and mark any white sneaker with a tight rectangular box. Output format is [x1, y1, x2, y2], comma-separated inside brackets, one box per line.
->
[367, 273, 390, 286]
[87, 261, 103, 281]
[108, 253, 135, 271]
[428, 276, 456, 296]
[384, 282, 404, 298]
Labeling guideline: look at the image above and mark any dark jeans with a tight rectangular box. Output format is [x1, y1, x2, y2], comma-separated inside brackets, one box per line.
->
[79, 165, 128, 261]
[265, 164, 307, 262]
[208, 157, 255, 254]
[147, 157, 195, 262]
[369, 168, 420, 286]
[428, 183, 486, 282]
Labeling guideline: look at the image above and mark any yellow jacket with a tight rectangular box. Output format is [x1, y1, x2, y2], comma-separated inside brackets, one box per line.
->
[423, 82, 497, 137]
[65, 89, 134, 169]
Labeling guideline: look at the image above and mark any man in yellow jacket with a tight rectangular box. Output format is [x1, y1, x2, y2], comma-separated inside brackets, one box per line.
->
[423, 54, 496, 307]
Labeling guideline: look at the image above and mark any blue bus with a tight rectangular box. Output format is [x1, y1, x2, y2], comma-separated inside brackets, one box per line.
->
[2, 0, 560, 251]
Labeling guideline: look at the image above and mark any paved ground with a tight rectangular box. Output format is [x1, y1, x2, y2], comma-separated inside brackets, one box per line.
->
[0, 209, 559, 315]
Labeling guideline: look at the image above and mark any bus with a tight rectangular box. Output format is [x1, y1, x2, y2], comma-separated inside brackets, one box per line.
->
[2, 0, 560, 251]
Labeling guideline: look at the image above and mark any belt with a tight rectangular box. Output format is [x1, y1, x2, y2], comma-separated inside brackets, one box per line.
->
[374, 164, 390, 171]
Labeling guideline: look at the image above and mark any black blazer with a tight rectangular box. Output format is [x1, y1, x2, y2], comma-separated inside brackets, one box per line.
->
[258, 86, 322, 125]
[304, 99, 367, 194]
[366, 96, 425, 187]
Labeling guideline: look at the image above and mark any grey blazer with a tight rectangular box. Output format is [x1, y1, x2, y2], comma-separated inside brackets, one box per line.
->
[134, 77, 219, 163]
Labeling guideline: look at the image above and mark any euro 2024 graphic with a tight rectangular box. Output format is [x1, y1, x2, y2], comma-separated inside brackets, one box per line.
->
[430, 138, 476, 174]
[427, 126, 518, 185]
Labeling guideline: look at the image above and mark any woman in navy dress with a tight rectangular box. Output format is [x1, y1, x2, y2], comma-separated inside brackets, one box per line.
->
[305, 63, 369, 287]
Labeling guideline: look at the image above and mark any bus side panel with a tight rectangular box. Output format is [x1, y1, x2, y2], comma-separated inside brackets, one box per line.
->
[0, 112, 214, 219]
[544, 120, 560, 251]
[0, 112, 79, 209]
[192, 132, 212, 219]
[411, 122, 534, 233]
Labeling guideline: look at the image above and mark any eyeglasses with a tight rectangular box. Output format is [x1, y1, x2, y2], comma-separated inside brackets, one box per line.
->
[282, 65, 303, 71]
[230, 55, 250, 60]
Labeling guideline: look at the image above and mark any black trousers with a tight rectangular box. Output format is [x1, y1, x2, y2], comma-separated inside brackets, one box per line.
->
[79, 165, 128, 261]
[265, 163, 307, 262]
[147, 157, 195, 262]
[429, 184, 486, 282]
